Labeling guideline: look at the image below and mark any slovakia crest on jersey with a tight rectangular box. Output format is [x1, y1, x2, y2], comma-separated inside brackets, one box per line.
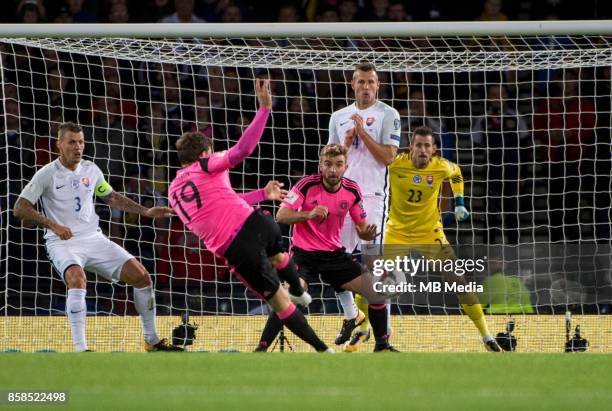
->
[71, 179, 80, 189]
[426, 175, 434, 185]
[366, 117, 375, 126]
[81, 176, 90, 187]
[413, 175, 422, 184]
[340, 200, 348, 210]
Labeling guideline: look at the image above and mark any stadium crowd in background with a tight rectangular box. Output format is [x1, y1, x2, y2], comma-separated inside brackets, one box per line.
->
[4, 0, 609, 24]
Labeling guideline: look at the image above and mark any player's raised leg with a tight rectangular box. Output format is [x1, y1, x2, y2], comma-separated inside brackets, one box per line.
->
[269, 252, 311, 306]
[120, 259, 183, 352]
[64, 266, 89, 352]
[234, 266, 328, 353]
[224, 219, 330, 353]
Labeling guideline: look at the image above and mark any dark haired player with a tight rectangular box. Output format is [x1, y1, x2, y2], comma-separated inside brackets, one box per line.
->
[168, 79, 330, 352]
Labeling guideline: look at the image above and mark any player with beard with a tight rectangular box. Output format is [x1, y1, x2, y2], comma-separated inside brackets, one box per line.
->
[254, 144, 398, 352]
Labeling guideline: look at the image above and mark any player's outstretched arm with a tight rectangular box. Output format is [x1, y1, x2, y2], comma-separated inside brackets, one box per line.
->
[276, 205, 328, 225]
[101, 192, 174, 219]
[13, 197, 73, 239]
[238, 181, 288, 205]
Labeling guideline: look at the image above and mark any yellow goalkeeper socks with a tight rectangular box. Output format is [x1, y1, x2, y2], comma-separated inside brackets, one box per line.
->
[355, 293, 370, 332]
[461, 303, 491, 338]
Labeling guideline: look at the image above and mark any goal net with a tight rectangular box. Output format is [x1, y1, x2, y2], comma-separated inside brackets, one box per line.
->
[1, 28, 611, 352]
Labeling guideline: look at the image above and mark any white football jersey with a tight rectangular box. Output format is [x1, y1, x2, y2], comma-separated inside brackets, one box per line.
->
[19, 159, 112, 241]
[328, 100, 401, 196]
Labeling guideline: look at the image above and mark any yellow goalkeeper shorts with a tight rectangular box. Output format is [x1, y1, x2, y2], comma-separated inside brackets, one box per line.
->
[384, 229, 454, 260]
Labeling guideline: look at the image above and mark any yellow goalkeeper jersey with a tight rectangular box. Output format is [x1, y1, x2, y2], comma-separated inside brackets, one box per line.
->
[386, 154, 464, 242]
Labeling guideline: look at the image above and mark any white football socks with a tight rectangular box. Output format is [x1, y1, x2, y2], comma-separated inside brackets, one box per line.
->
[66, 288, 88, 352]
[336, 290, 358, 319]
[133, 286, 160, 345]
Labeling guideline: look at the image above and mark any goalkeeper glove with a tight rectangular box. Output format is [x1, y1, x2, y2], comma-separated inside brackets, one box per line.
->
[454, 196, 470, 222]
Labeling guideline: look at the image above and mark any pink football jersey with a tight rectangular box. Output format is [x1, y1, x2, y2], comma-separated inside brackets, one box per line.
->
[282, 174, 367, 252]
[169, 107, 270, 255]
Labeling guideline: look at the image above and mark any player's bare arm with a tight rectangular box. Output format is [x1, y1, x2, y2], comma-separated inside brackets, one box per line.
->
[276, 205, 328, 225]
[355, 221, 378, 241]
[351, 113, 397, 165]
[13, 197, 73, 240]
[101, 191, 174, 218]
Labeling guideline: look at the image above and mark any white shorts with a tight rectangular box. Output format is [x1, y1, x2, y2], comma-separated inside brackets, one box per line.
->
[340, 194, 388, 253]
[46, 231, 134, 283]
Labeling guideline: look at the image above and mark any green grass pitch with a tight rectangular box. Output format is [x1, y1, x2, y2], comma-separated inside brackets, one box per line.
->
[1, 353, 611, 410]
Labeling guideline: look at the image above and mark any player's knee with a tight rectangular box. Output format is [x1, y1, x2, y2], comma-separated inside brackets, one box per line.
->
[64, 266, 86, 289]
[121, 260, 151, 288]
[137, 274, 152, 288]
[133, 268, 151, 288]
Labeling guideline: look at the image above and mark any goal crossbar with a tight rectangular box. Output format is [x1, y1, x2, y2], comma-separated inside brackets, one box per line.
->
[0, 21, 611, 38]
